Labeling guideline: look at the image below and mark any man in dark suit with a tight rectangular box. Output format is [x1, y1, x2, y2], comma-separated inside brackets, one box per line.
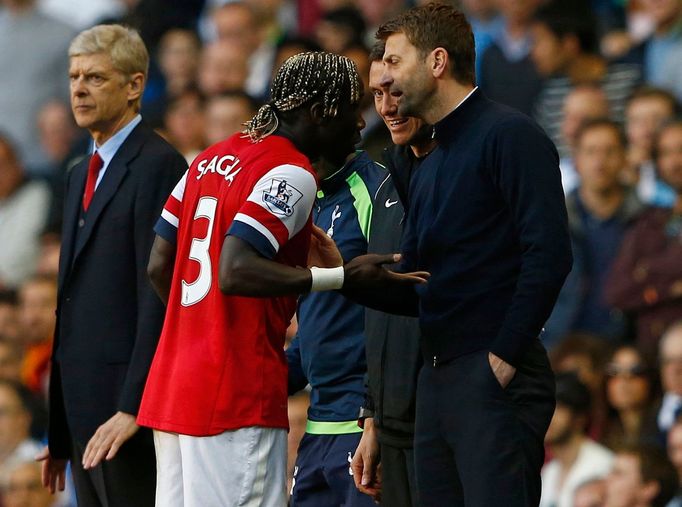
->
[37, 24, 187, 506]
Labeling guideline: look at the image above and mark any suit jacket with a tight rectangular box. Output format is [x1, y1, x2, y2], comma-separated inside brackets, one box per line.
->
[48, 121, 187, 458]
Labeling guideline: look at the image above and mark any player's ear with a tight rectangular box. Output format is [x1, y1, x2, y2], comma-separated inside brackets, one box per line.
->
[309, 102, 325, 125]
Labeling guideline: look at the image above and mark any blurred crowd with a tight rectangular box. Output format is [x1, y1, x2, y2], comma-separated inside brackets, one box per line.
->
[1, 0, 682, 505]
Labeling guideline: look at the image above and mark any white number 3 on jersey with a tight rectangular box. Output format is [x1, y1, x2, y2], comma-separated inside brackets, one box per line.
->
[181, 196, 218, 306]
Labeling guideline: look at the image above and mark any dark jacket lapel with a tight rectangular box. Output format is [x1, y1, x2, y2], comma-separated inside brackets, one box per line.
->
[58, 159, 88, 291]
[72, 123, 149, 265]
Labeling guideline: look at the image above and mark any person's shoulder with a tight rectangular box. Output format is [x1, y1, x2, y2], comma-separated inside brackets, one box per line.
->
[484, 100, 548, 140]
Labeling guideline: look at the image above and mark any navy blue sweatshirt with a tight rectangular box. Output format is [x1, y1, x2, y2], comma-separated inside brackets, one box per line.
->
[401, 89, 572, 367]
[287, 151, 384, 424]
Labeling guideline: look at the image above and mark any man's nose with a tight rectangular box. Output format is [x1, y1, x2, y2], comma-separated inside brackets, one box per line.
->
[379, 69, 393, 89]
[380, 96, 397, 118]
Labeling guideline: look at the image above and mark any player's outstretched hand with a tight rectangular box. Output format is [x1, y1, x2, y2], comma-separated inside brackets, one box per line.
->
[308, 224, 343, 268]
[82, 411, 139, 469]
[36, 446, 67, 494]
[343, 253, 430, 289]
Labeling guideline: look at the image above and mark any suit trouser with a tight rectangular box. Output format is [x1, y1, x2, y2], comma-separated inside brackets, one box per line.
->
[414, 339, 555, 507]
[379, 442, 418, 507]
[70, 429, 156, 507]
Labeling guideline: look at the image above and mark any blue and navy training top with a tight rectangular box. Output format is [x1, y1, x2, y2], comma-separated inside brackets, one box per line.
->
[287, 150, 384, 431]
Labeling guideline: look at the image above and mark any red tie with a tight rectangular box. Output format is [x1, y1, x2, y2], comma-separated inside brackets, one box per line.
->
[83, 151, 103, 211]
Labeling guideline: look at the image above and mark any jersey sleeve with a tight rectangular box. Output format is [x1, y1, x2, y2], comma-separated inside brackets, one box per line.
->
[227, 164, 317, 259]
[154, 170, 188, 244]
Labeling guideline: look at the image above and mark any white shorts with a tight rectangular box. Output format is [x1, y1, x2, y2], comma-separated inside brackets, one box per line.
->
[153, 427, 287, 507]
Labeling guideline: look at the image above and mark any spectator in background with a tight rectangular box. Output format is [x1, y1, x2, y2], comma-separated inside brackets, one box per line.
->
[204, 92, 260, 146]
[574, 478, 607, 507]
[212, 1, 275, 100]
[0, 339, 22, 384]
[654, 323, 682, 441]
[32, 100, 79, 180]
[163, 87, 206, 164]
[460, 0, 504, 83]
[479, 0, 542, 116]
[271, 36, 322, 75]
[551, 334, 611, 440]
[0, 135, 51, 290]
[666, 417, 682, 496]
[604, 444, 678, 507]
[545, 120, 642, 347]
[559, 85, 611, 193]
[0, 291, 20, 344]
[0, 381, 42, 479]
[157, 29, 201, 100]
[2, 460, 62, 507]
[315, 6, 366, 54]
[623, 0, 682, 99]
[624, 87, 678, 207]
[143, 28, 201, 128]
[606, 122, 682, 352]
[541, 373, 614, 507]
[355, 0, 404, 46]
[530, 0, 641, 158]
[197, 41, 250, 97]
[0, 0, 74, 170]
[17, 275, 56, 397]
[602, 345, 659, 450]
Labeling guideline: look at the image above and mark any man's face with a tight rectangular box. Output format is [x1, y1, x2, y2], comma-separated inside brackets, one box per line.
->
[198, 42, 248, 96]
[661, 330, 682, 395]
[369, 60, 426, 146]
[381, 33, 435, 119]
[656, 126, 682, 193]
[3, 462, 55, 507]
[213, 4, 260, 55]
[530, 22, 569, 77]
[317, 96, 366, 168]
[605, 454, 646, 507]
[575, 126, 625, 193]
[626, 97, 674, 153]
[205, 97, 253, 145]
[0, 385, 29, 453]
[18, 280, 56, 346]
[574, 480, 607, 507]
[561, 89, 610, 150]
[69, 53, 140, 135]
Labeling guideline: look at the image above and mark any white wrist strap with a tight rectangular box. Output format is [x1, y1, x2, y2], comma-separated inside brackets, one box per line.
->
[310, 266, 345, 292]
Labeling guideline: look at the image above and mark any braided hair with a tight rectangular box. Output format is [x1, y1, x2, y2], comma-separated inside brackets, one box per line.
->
[244, 51, 361, 142]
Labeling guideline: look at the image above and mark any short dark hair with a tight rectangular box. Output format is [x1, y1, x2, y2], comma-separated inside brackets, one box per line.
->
[627, 86, 679, 115]
[369, 40, 385, 63]
[376, 2, 475, 85]
[555, 372, 591, 416]
[533, 0, 598, 54]
[575, 118, 627, 148]
[617, 444, 678, 507]
[322, 7, 366, 50]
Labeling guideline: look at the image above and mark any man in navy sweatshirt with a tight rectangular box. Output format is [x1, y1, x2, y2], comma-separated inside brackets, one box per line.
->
[371, 4, 573, 506]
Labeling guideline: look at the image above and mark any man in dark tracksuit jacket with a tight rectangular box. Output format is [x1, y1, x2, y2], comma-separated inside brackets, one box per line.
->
[372, 6, 573, 506]
[350, 45, 435, 507]
[287, 150, 384, 507]
[362, 145, 427, 507]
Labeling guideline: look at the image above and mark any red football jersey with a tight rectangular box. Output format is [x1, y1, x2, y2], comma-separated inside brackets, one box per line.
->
[137, 133, 317, 436]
